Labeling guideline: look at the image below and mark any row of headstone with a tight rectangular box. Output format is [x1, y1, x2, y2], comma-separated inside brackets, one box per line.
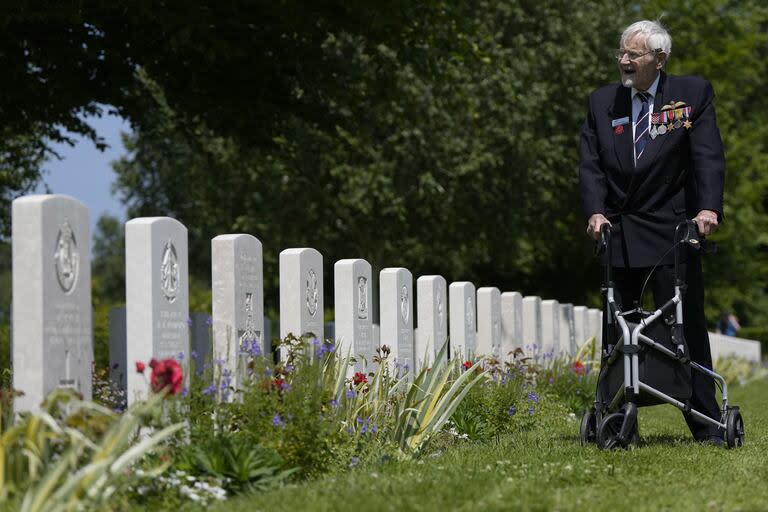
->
[10, 194, 605, 412]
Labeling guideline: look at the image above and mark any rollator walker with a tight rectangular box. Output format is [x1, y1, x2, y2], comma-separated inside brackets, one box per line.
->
[580, 221, 745, 449]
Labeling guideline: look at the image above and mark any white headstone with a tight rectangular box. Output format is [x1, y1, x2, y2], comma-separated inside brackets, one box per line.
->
[449, 282, 476, 361]
[380, 268, 414, 375]
[521, 296, 542, 352]
[334, 259, 374, 372]
[279, 248, 324, 343]
[541, 299, 560, 358]
[476, 287, 502, 359]
[588, 308, 603, 344]
[125, 217, 189, 404]
[501, 291, 523, 358]
[212, 234, 264, 390]
[416, 275, 447, 370]
[573, 305, 589, 349]
[12, 195, 92, 412]
[559, 303, 576, 356]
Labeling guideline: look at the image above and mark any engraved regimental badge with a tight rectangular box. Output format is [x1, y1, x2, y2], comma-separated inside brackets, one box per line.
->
[357, 276, 368, 319]
[160, 240, 180, 303]
[306, 269, 319, 317]
[54, 220, 79, 293]
[400, 285, 409, 324]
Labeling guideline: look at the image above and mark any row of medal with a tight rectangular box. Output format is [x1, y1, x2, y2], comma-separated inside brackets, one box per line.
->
[650, 103, 692, 139]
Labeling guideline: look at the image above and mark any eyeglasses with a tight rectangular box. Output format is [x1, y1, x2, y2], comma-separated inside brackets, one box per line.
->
[614, 48, 661, 61]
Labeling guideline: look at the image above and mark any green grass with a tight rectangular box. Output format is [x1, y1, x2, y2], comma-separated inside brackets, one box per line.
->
[212, 378, 768, 511]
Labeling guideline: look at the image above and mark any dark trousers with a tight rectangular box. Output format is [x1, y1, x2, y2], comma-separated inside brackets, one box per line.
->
[606, 257, 721, 439]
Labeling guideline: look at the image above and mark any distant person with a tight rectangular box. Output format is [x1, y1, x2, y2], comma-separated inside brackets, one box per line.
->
[717, 310, 740, 337]
[579, 20, 726, 444]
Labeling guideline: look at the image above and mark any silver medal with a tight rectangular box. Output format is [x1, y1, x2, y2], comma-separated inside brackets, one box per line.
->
[650, 125, 658, 139]
[674, 119, 683, 129]
[658, 124, 667, 135]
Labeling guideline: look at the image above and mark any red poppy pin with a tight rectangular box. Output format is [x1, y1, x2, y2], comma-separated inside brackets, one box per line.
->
[614, 125, 624, 135]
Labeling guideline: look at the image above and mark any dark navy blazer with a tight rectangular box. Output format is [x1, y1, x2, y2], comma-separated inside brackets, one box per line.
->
[579, 71, 725, 268]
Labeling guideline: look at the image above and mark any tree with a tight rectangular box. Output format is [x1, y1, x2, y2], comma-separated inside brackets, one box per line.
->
[112, 0, 631, 307]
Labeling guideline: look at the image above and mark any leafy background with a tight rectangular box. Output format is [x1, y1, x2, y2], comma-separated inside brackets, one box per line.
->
[1, 0, 767, 367]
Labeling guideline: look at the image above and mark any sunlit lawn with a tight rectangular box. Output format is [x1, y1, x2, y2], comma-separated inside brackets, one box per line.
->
[213, 378, 768, 512]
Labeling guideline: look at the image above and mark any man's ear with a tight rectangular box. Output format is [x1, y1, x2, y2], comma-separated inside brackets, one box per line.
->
[656, 52, 668, 70]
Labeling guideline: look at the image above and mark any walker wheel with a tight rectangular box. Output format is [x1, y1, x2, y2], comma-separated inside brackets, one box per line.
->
[580, 408, 597, 445]
[725, 407, 745, 449]
[597, 411, 639, 450]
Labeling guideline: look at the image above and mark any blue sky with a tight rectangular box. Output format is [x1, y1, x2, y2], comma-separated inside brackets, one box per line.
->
[34, 113, 130, 236]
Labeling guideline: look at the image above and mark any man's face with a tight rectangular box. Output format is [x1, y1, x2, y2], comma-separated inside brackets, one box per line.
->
[618, 33, 663, 91]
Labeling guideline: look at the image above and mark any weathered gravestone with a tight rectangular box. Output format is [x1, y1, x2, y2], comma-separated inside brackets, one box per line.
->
[12, 195, 92, 412]
[501, 291, 523, 358]
[521, 296, 542, 353]
[416, 275, 447, 370]
[334, 259, 374, 372]
[559, 303, 576, 356]
[108, 306, 127, 392]
[279, 248, 324, 351]
[477, 287, 502, 359]
[541, 299, 560, 358]
[379, 268, 414, 376]
[449, 282, 476, 361]
[211, 234, 263, 389]
[125, 217, 189, 404]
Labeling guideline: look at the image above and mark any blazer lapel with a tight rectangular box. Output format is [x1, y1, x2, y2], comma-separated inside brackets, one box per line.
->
[610, 87, 634, 177]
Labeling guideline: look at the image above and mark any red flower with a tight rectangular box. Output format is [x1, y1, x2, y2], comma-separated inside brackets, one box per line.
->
[148, 358, 184, 396]
[272, 378, 286, 391]
[353, 372, 368, 386]
[135, 361, 146, 374]
[462, 361, 473, 370]
[572, 360, 586, 376]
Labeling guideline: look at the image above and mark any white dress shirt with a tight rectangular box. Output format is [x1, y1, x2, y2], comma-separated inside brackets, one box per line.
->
[631, 72, 661, 161]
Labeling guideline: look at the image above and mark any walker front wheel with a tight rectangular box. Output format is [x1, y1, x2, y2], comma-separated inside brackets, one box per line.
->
[580, 408, 597, 445]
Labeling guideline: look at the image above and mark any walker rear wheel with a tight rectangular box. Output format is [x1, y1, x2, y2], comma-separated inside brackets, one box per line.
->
[725, 407, 745, 449]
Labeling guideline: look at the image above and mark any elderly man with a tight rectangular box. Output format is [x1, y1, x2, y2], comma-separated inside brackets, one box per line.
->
[579, 20, 725, 444]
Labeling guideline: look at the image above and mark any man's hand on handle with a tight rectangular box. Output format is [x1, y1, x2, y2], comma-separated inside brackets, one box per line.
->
[694, 209, 719, 236]
[586, 213, 611, 241]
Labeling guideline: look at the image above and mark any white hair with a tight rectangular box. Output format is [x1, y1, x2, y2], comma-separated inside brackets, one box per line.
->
[620, 20, 672, 56]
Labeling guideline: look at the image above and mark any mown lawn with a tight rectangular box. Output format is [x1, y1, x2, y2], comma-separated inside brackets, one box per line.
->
[213, 378, 768, 512]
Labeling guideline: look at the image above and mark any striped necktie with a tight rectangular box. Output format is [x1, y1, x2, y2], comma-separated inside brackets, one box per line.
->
[634, 91, 650, 164]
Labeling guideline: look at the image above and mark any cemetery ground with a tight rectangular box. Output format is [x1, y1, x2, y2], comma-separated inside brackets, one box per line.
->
[2, 335, 766, 511]
[218, 377, 768, 512]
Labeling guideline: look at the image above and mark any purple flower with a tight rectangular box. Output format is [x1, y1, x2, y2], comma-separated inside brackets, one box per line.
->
[181, 386, 188, 398]
[265, 367, 273, 377]
[508, 405, 517, 416]
[191, 350, 198, 360]
[528, 406, 536, 415]
[549, 377, 555, 385]
[371, 424, 378, 434]
[285, 364, 295, 373]
[272, 414, 285, 428]
[347, 425, 354, 435]
[186, 317, 193, 327]
[350, 456, 360, 467]
[177, 351, 185, 361]
[346, 388, 357, 399]
[527, 392, 539, 404]
[203, 384, 216, 395]
[205, 315, 213, 326]
[250, 340, 262, 357]
[330, 398, 339, 408]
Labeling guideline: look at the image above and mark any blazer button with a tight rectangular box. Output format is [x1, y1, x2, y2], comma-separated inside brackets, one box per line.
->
[664, 176, 673, 184]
